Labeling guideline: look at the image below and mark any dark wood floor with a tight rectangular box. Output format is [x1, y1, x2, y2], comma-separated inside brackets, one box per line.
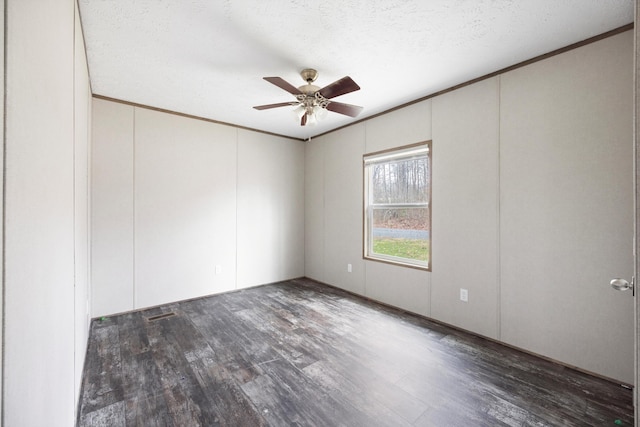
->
[77, 278, 634, 426]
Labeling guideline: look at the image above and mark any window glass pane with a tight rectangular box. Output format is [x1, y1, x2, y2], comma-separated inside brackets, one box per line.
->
[371, 157, 429, 204]
[371, 207, 429, 262]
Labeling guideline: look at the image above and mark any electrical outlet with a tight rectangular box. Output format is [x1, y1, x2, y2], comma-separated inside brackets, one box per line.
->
[215, 265, 221, 275]
[347, 263, 352, 273]
[460, 288, 468, 302]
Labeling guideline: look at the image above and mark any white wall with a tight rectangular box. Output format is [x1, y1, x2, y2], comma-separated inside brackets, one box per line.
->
[305, 101, 436, 317]
[364, 101, 433, 316]
[91, 100, 134, 315]
[431, 77, 500, 339]
[323, 124, 366, 295]
[91, 102, 305, 316]
[499, 32, 634, 381]
[304, 135, 325, 280]
[135, 108, 238, 307]
[74, 2, 93, 407]
[305, 31, 634, 383]
[4, 0, 92, 425]
[237, 130, 305, 288]
[0, 0, 5, 420]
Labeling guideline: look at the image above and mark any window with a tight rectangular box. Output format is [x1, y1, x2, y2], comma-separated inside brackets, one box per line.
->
[363, 142, 431, 270]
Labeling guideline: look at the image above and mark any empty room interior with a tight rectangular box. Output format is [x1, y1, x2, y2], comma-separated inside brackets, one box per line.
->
[2, 0, 640, 426]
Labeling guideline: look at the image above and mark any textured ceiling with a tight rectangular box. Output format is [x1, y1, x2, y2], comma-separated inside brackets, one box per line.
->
[78, 0, 634, 140]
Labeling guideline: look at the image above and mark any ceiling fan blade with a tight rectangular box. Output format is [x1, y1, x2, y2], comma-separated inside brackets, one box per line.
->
[318, 76, 360, 99]
[301, 113, 307, 126]
[253, 102, 298, 110]
[263, 77, 303, 96]
[326, 101, 363, 117]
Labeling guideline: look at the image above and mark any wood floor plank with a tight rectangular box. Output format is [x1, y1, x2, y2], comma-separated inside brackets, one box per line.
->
[233, 306, 321, 369]
[78, 278, 634, 426]
[118, 312, 150, 355]
[302, 360, 418, 426]
[77, 321, 124, 418]
[79, 401, 126, 427]
[184, 303, 279, 385]
[124, 392, 176, 427]
[144, 315, 221, 425]
[118, 317, 179, 426]
[189, 355, 266, 426]
[241, 358, 373, 427]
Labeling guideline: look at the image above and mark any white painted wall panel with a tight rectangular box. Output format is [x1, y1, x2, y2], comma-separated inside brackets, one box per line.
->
[91, 103, 306, 311]
[237, 130, 305, 288]
[74, 3, 92, 403]
[135, 109, 238, 307]
[364, 100, 432, 154]
[431, 77, 500, 339]
[91, 99, 135, 316]
[4, 0, 79, 425]
[311, 116, 433, 309]
[363, 99, 432, 315]
[323, 124, 366, 294]
[304, 139, 325, 281]
[500, 32, 634, 382]
[0, 0, 5, 419]
[364, 262, 430, 316]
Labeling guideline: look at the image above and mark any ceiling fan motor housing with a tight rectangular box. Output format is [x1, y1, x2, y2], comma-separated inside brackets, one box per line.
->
[298, 84, 320, 95]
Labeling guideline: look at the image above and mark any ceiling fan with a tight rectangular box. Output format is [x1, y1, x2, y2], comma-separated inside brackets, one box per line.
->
[253, 68, 363, 126]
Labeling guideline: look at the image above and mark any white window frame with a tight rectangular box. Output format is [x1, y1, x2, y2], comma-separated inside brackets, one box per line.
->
[363, 141, 431, 271]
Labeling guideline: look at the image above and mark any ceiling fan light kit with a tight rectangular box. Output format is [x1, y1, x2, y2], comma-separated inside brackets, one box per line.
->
[254, 68, 363, 126]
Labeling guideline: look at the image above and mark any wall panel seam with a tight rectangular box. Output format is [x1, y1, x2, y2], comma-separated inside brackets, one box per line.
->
[235, 127, 239, 290]
[322, 138, 326, 282]
[132, 106, 136, 309]
[428, 101, 433, 317]
[496, 75, 502, 341]
[72, 0, 78, 410]
[363, 123, 367, 297]
[1, 0, 6, 423]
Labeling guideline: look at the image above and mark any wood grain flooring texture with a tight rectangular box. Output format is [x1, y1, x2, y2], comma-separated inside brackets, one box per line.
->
[77, 278, 633, 426]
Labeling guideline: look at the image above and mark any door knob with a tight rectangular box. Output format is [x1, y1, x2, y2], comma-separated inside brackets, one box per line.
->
[610, 277, 634, 294]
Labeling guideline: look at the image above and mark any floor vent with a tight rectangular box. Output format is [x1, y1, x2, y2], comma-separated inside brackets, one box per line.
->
[146, 312, 177, 322]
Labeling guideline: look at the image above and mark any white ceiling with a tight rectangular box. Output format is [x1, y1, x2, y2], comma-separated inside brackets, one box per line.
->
[78, 0, 634, 140]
